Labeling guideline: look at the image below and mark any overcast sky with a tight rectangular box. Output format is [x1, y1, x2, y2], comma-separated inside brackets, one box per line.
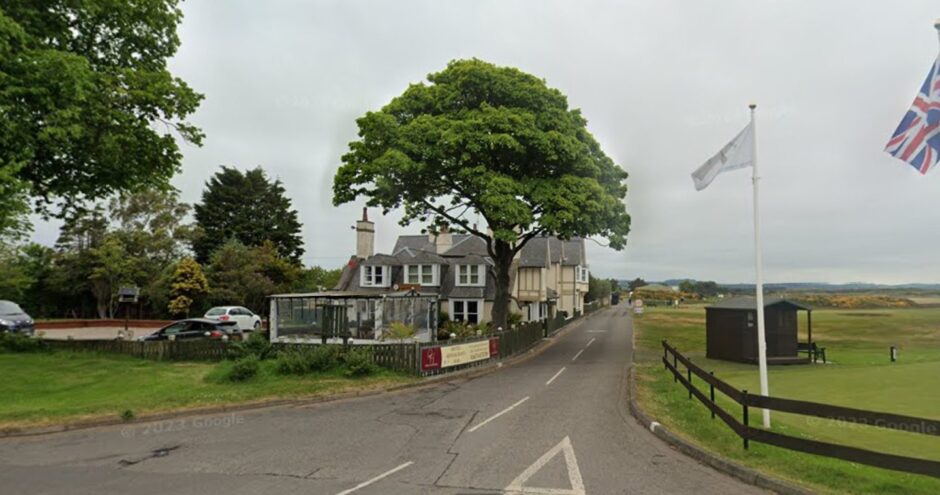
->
[29, 0, 940, 284]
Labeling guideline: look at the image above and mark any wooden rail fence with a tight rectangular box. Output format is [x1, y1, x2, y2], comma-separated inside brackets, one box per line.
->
[662, 340, 940, 479]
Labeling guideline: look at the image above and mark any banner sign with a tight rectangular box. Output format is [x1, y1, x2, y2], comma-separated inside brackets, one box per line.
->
[421, 337, 499, 371]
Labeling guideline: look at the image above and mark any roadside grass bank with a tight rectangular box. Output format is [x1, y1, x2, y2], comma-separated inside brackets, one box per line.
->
[0, 350, 416, 429]
[634, 306, 940, 495]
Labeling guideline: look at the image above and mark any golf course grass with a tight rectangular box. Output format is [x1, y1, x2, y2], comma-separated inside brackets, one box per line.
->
[634, 305, 940, 495]
[0, 351, 416, 429]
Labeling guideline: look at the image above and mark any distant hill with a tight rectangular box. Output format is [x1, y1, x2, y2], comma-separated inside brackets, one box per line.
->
[656, 280, 940, 292]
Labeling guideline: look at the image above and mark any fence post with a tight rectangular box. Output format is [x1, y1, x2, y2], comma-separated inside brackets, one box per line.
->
[742, 389, 750, 450]
[687, 358, 692, 400]
[673, 350, 678, 383]
[709, 371, 716, 419]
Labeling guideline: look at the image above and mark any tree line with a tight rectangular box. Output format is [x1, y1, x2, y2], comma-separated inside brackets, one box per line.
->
[0, 167, 340, 320]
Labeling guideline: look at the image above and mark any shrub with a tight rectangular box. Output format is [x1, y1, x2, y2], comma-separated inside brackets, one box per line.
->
[226, 331, 274, 361]
[508, 312, 523, 327]
[0, 332, 47, 353]
[226, 356, 260, 382]
[342, 348, 376, 377]
[275, 346, 341, 375]
[383, 321, 416, 342]
[120, 409, 136, 421]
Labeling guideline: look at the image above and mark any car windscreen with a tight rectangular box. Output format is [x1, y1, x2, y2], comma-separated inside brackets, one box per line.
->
[0, 301, 23, 315]
[205, 307, 227, 316]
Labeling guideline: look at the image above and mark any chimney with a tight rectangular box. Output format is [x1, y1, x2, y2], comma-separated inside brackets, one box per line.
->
[356, 207, 374, 259]
[436, 225, 453, 254]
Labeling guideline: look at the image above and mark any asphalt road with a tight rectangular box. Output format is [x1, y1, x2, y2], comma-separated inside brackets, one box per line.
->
[0, 308, 765, 495]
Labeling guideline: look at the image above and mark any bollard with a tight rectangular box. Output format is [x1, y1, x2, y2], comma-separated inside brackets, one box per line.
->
[890, 346, 898, 362]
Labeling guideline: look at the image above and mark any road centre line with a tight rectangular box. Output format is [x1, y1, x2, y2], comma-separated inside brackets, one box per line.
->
[585, 337, 596, 348]
[334, 461, 414, 495]
[572, 349, 584, 361]
[468, 397, 530, 433]
[545, 367, 566, 386]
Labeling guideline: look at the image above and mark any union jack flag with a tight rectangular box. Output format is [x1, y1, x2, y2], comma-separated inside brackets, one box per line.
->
[885, 54, 940, 174]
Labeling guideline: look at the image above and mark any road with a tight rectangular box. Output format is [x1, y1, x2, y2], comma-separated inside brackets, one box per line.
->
[0, 308, 765, 495]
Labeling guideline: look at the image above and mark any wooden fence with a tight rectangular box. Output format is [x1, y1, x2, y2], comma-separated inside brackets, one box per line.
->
[662, 340, 940, 479]
[38, 307, 605, 376]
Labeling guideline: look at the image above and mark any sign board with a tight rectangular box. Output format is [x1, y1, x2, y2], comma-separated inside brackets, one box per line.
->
[118, 286, 140, 304]
[421, 338, 500, 371]
[633, 299, 644, 314]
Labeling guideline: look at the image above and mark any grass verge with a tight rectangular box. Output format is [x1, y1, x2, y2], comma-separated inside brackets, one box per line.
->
[0, 350, 416, 429]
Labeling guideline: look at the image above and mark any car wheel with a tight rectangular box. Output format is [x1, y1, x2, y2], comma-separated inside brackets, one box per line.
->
[254, 320, 261, 330]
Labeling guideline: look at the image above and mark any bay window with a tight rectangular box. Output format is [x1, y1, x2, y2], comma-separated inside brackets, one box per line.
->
[451, 299, 482, 324]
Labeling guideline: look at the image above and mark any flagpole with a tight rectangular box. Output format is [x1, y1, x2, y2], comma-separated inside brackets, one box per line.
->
[750, 103, 771, 428]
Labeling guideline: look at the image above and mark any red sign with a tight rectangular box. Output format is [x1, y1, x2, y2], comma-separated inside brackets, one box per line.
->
[421, 347, 442, 371]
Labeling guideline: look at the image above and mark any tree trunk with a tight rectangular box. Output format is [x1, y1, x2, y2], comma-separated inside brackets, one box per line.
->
[490, 240, 514, 330]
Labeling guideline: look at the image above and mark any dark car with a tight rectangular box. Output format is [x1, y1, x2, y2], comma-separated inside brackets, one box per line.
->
[0, 300, 35, 336]
[142, 318, 242, 342]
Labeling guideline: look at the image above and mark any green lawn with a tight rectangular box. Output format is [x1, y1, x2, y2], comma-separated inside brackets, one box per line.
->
[634, 306, 940, 495]
[0, 351, 416, 429]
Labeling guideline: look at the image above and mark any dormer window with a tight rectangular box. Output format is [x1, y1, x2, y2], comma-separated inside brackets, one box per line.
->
[457, 264, 485, 287]
[577, 266, 589, 283]
[405, 264, 439, 286]
[361, 265, 390, 287]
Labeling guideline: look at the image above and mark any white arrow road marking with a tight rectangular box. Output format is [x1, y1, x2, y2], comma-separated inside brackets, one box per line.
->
[585, 338, 596, 348]
[571, 350, 584, 361]
[545, 367, 566, 386]
[504, 436, 586, 495]
[334, 461, 413, 495]
[468, 396, 530, 433]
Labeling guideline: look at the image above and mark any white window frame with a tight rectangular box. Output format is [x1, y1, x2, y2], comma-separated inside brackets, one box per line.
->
[360, 265, 390, 288]
[577, 266, 589, 283]
[450, 299, 483, 324]
[404, 264, 439, 286]
[456, 264, 485, 287]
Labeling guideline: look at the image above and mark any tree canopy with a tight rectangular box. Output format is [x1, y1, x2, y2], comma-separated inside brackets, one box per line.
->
[0, 0, 203, 229]
[193, 166, 305, 264]
[334, 59, 630, 326]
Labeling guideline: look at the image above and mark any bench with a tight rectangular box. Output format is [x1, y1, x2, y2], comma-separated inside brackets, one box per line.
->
[797, 342, 827, 363]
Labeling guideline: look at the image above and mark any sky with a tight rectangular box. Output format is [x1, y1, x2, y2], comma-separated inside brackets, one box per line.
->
[29, 0, 940, 284]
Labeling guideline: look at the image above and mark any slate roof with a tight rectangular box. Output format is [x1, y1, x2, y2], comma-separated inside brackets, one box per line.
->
[443, 235, 488, 257]
[560, 239, 584, 266]
[519, 237, 550, 268]
[707, 297, 812, 311]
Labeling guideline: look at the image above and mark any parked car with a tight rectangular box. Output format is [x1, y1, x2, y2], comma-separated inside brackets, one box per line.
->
[204, 306, 262, 331]
[0, 300, 35, 336]
[141, 318, 242, 341]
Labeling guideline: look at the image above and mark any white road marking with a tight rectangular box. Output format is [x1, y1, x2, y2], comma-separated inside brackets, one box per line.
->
[571, 349, 584, 361]
[585, 338, 596, 348]
[586, 330, 606, 333]
[545, 367, 566, 386]
[334, 461, 414, 495]
[469, 397, 530, 433]
[504, 436, 586, 495]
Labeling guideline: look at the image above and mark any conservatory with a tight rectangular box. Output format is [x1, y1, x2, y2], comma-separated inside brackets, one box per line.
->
[267, 290, 439, 343]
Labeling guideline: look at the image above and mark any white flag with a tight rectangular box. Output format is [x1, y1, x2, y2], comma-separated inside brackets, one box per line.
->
[691, 122, 754, 191]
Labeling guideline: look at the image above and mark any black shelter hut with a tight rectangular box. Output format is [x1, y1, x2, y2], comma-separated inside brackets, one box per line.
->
[705, 297, 813, 364]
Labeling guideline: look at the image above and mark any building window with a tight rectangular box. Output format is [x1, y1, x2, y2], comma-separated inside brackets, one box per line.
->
[451, 299, 481, 324]
[576, 266, 589, 283]
[361, 265, 389, 287]
[405, 264, 438, 286]
[457, 265, 485, 286]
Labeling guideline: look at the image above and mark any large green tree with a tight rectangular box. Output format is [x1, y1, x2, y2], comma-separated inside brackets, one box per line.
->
[193, 166, 304, 264]
[206, 240, 299, 314]
[0, 0, 203, 229]
[333, 59, 631, 327]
